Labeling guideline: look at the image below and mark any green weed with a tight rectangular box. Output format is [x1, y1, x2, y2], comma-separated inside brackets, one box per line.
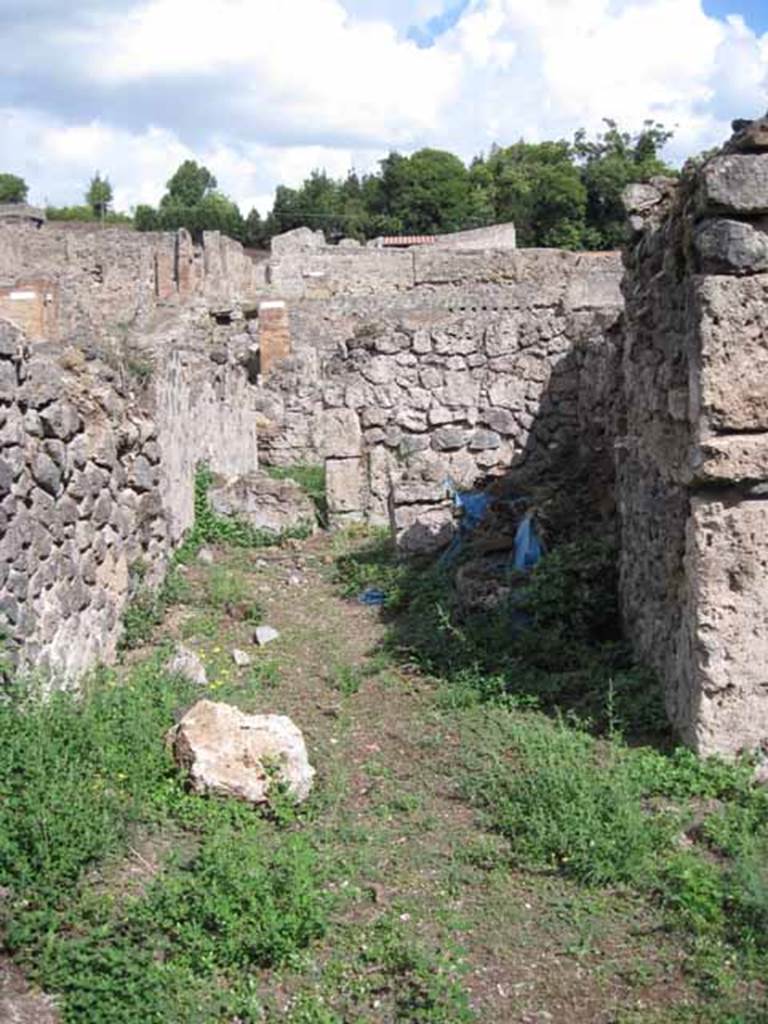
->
[0, 655, 330, 1024]
[463, 710, 676, 886]
[179, 611, 221, 640]
[328, 663, 364, 696]
[0, 656, 193, 899]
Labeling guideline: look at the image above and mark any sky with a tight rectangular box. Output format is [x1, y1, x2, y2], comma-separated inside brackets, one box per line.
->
[0, 0, 766, 216]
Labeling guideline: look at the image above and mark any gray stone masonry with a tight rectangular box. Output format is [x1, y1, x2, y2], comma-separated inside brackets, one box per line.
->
[254, 246, 623, 547]
[619, 116, 768, 757]
[0, 222, 262, 682]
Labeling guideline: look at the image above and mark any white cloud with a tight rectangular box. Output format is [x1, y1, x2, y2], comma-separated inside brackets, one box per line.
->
[0, 0, 766, 216]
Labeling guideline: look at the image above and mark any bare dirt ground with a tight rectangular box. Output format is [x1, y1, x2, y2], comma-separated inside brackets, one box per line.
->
[151, 534, 705, 1023]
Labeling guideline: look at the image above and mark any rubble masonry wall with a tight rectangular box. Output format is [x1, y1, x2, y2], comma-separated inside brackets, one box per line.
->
[620, 141, 768, 756]
[0, 224, 262, 680]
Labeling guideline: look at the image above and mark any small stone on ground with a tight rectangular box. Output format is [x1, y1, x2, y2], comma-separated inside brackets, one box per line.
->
[166, 644, 207, 686]
[254, 625, 280, 646]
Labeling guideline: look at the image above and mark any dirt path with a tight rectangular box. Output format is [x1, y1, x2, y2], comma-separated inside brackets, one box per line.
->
[157, 535, 699, 1023]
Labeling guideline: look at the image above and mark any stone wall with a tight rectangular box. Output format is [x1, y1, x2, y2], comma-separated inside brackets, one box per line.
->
[619, 120, 768, 758]
[0, 222, 265, 344]
[254, 244, 623, 548]
[0, 222, 263, 682]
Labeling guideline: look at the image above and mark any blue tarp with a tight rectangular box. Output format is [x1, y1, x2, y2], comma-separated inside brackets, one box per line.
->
[513, 514, 543, 572]
[440, 480, 543, 574]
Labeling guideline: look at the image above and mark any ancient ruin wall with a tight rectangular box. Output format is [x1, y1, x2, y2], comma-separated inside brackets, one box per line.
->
[620, 129, 768, 757]
[255, 237, 623, 549]
[0, 222, 265, 346]
[0, 223, 263, 681]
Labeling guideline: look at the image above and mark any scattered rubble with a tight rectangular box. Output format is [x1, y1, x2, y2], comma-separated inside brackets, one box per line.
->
[207, 471, 315, 535]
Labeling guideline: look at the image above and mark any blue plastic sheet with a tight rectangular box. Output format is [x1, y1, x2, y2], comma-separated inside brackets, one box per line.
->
[513, 514, 543, 572]
[439, 479, 543, 575]
[439, 482, 492, 566]
[358, 587, 387, 606]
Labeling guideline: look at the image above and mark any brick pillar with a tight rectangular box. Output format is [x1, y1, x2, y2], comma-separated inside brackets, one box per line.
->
[257, 301, 291, 376]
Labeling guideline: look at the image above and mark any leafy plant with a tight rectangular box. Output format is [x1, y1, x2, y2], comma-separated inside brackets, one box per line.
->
[463, 711, 675, 886]
[0, 656, 193, 899]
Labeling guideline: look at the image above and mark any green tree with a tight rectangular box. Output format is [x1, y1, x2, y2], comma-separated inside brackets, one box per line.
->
[574, 120, 675, 248]
[0, 173, 29, 204]
[86, 173, 113, 219]
[136, 160, 245, 241]
[377, 148, 471, 234]
[266, 185, 305, 238]
[479, 141, 587, 247]
[161, 160, 217, 208]
[134, 204, 159, 231]
[243, 207, 265, 248]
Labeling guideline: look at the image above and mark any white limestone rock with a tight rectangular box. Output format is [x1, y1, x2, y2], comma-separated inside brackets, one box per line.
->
[166, 644, 208, 687]
[167, 700, 315, 804]
[254, 625, 280, 646]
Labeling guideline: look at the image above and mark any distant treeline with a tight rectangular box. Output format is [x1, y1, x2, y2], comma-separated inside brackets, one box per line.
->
[132, 120, 675, 251]
[1, 120, 676, 251]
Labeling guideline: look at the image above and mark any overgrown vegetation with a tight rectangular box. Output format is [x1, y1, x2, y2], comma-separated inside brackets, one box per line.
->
[257, 120, 675, 249]
[0, 656, 333, 1022]
[119, 464, 312, 649]
[332, 524, 768, 1017]
[5, 481, 768, 1020]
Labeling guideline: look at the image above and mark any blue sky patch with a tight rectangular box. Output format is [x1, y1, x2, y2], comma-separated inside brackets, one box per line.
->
[703, 0, 768, 33]
[407, 0, 470, 47]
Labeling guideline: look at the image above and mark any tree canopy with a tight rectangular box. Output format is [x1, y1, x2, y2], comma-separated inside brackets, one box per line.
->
[86, 173, 113, 218]
[24, 119, 676, 252]
[0, 173, 29, 204]
[251, 121, 675, 250]
[136, 160, 245, 240]
[162, 161, 218, 208]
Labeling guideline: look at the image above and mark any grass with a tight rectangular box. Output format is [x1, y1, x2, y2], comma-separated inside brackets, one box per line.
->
[119, 464, 295, 650]
[332, 527, 768, 1018]
[0, 656, 332, 1023]
[6, 517, 768, 1022]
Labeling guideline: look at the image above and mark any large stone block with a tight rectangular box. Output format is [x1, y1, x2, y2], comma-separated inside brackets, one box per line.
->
[677, 498, 768, 756]
[317, 408, 362, 458]
[693, 434, 768, 483]
[326, 457, 364, 515]
[697, 275, 768, 431]
[208, 471, 316, 535]
[694, 219, 768, 275]
[700, 154, 768, 215]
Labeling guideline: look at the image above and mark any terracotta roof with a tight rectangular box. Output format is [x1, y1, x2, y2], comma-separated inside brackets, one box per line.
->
[380, 235, 437, 247]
